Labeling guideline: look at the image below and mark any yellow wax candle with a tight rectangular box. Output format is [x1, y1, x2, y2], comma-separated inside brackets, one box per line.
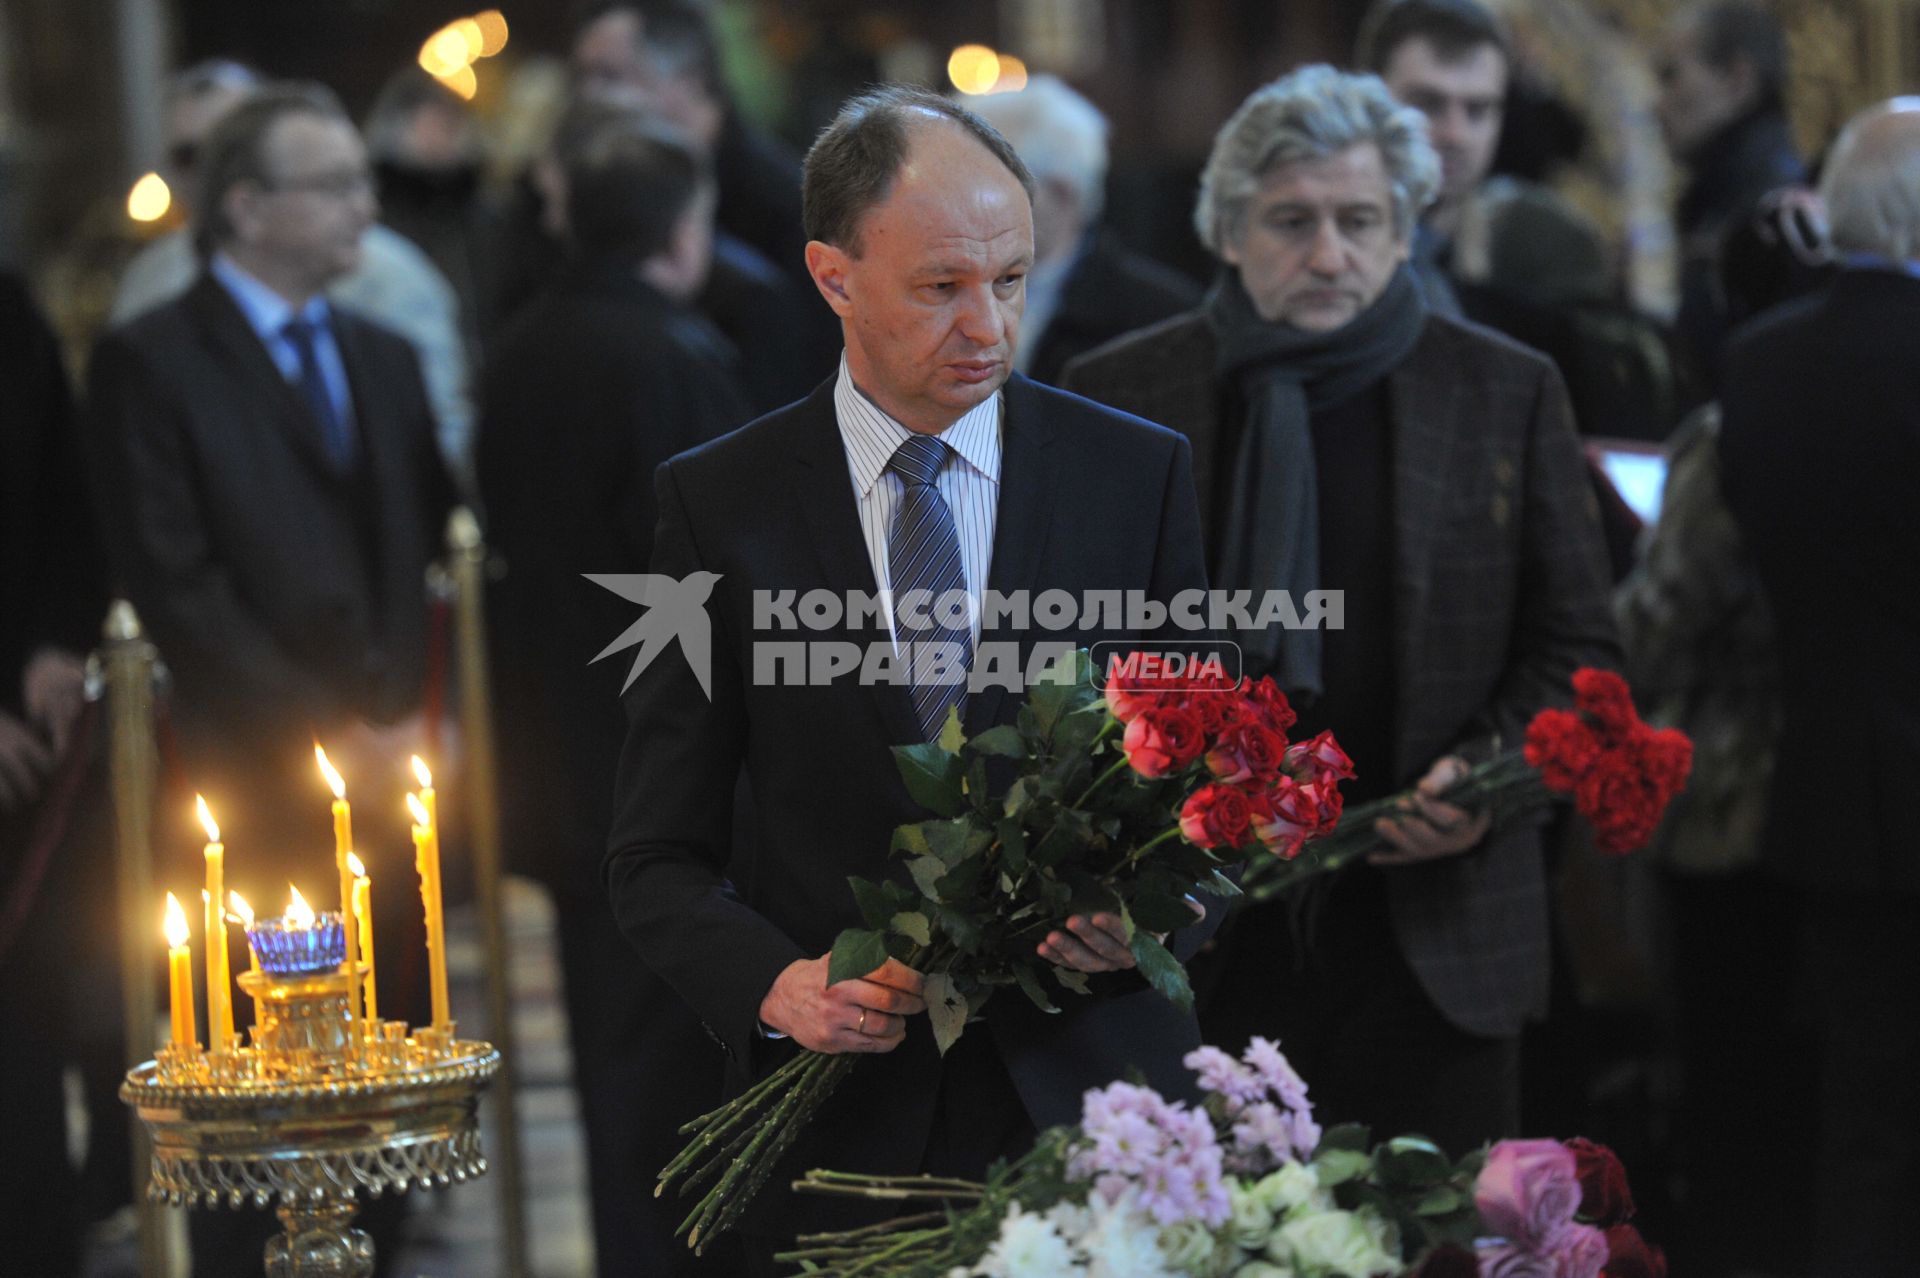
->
[164, 892, 196, 1051]
[198, 797, 233, 1051]
[409, 775, 450, 1032]
[315, 746, 362, 1034]
[229, 891, 260, 974]
[348, 852, 377, 1023]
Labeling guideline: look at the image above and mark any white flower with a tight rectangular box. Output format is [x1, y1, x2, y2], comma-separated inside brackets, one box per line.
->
[1159, 1217, 1238, 1276]
[1253, 1162, 1330, 1220]
[1082, 1199, 1177, 1278]
[1232, 1262, 1297, 1278]
[1265, 1209, 1402, 1277]
[981, 1206, 1079, 1278]
[1230, 1180, 1277, 1250]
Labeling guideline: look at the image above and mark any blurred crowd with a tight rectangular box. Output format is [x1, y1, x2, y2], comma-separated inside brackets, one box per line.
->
[2, 1, 1915, 1276]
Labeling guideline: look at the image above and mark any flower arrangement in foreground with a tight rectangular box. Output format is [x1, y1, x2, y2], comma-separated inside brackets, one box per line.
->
[1242, 669, 1692, 904]
[660, 651, 1354, 1248]
[775, 1039, 1666, 1278]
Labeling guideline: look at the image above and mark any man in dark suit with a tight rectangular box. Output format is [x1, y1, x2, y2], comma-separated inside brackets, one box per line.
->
[970, 75, 1200, 386]
[86, 84, 453, 1275]
[1064, 65, 1618, 1157]
[1718, 100, 1920, 1278]
[604, 85, 1219, 1267]
[478, 108, 752, 1277]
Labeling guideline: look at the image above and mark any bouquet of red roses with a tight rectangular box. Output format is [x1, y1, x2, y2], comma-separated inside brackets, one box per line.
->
[1243, 668, 1692, 904]
[658, 650, 1354, 1249]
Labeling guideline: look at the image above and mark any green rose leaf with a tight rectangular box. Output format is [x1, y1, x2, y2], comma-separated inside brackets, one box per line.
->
[1378, 1136, 1453, 1189]
[1317, 1123, 1373, 1154]
[1415, 1186, 1462, 1217]
[1128, 931, 1192, 1009]
[827, 928, 888, 986]
[894, 742, 964, 817]
[923, 971, 968, 1055]
[1197, 869, 1243, 899]
[849, 877, 895, 930]
[1013, 964, 1059, 1014]
[966, 725, 1026, 758]
[907, 854, 946, 902]
[938, 706, 967, 754]
[1051, 967, 1090, 997]
[923, 817, 992, 868]
[890, 911, 932, 948]
[1311, 1148, 1373, 1188]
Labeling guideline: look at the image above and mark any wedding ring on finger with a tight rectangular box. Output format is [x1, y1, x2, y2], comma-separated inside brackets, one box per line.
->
[857, 1008, 868, 1035]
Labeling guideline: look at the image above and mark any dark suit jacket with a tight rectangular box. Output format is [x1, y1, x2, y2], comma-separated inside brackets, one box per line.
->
[604, 373, 1217, 1236]
[477, 257, 753, 893]
[1027, 231, 1202, 388]
[1718, 270, 1920, 895]
[87, 275, 454, 860]
[1063, 312, 1619, 1037]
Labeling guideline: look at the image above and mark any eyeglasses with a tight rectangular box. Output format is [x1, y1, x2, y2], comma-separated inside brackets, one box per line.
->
[261, 169, 377, 199]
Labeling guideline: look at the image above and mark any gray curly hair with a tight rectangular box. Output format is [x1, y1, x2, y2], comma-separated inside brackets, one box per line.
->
[1194, 64, 1440, 256]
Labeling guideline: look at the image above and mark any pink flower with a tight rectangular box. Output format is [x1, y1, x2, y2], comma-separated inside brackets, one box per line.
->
[1477, 1243, 1556, 1278]
[1476, 1139, 1582, 1250]
[1545, 1222, 1609, 1278]
[1069, 1081, 1230, 1227]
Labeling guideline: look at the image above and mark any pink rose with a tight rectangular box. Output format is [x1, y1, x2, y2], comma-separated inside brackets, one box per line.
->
[1545, 1222, 1608, 1278]
[1476, 1244, 1555, 1278]
[1477, 1139, 1582, 1250]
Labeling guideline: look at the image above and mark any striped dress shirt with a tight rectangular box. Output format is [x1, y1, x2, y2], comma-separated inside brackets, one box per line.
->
[832, 354, 1001, 652]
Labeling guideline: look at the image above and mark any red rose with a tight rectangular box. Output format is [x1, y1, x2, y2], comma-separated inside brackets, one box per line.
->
[1250, 776, 1325, 857]
[1571, 668, 1638, 739]
[1179, 782, 1253, 849]
[1310, 778, 1345, 833]
[1103, 669, 1154, 723]
[1565, 1137, 1634, 1226]
[1284, 729, 1357, 786]
[1601, 1224, 1666, 1278]
[1185, 692, 1246, 738]
[1243, 676, 1299, 735]
[1122, 707, 1206, 779]
[1207, 721, 1289, 785]
[1525, 708, 1604, 793]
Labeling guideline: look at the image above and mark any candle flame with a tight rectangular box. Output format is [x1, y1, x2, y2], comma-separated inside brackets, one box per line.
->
[196, 793, 220, 844]
[346, 851, 367, 878]
[315, 744, 346, 799]
[164, 892, 190, 947]
[228, 891, 255, 927]
[411, 755, 433, 789]
[287, 885, 316, 927]
[406, 792, 430, 828]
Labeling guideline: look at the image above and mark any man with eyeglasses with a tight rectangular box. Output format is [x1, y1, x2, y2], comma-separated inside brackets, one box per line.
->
[87, 85, 454, 1275]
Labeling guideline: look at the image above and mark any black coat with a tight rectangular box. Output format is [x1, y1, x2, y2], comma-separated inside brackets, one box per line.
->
[1026, 230, 1201, 387]
[476, 258, 754, 892]
[1718, 270, 1920, 894]
[86, 275, 454, 866]
[603, 373, 1220, 1238]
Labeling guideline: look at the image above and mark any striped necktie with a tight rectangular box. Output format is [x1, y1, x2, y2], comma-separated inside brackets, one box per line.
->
[887, 434, 972, 741]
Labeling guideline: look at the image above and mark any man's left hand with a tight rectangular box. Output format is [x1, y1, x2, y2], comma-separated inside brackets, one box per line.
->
[1368, 755, 1491, 866]
[1038, 912, 1136, 973]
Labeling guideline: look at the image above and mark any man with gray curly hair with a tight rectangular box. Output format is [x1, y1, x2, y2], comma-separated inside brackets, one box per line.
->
[1065, 64, 1616, 1154]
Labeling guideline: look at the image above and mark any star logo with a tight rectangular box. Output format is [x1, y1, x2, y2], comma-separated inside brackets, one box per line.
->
[585, 571, 722, 699]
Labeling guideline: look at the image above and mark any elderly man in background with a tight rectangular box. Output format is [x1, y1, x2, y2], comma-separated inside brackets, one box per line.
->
[970, 74, 1198, 385]
[112, 60, 476, 483]
[1064, 65, 1616, 1155]
[1718, 99, 1920, 1278]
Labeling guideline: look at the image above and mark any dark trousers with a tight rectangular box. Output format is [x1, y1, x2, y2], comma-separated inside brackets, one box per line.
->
[1800, 889, 1920, 1278]
[0, 929, 81, 1277]
[1197, 868, 1519, 1158]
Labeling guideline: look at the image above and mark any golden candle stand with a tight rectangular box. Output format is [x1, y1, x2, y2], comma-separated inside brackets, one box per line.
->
[121, 965, 499, 1277]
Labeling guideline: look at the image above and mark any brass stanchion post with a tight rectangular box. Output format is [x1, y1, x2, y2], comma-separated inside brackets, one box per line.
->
[101, 600, 186, 1277]
[445, 508, 530, 1278]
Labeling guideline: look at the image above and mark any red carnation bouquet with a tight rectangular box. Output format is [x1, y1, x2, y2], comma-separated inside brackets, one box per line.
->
[1244, 667, 1692, 903]
[659, 650, 1354, 1249]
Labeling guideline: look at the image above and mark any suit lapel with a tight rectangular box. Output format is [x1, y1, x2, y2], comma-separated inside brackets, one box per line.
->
[184, 276, 348, 481]
[1386, 329, 1457, 782]
[969, 375, 1058, 734]
[789, 383, 926, 745]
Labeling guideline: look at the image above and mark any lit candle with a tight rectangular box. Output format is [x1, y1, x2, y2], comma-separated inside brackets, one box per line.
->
[315, 745, 362, 1036]
[164, 892, 197, 1051]
[229, 891, 261, 974]
[197, 796, 234, 1052]
[348, 851, 377, 1023]
[408, 771, 450, 1032]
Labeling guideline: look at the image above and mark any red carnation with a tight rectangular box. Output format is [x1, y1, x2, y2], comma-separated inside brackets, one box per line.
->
[1179, 783, 1253, 849]
[1640, 726, 1694, 799]
[1565, 1137, 1635, 1226]
[1601, 1224, 1666, 1278]
[1572, 668, 1638, 739]
[1122, 707, 1206, 779]
[1576, 760, 1663, 856]
[1525, 708, 1604, 793]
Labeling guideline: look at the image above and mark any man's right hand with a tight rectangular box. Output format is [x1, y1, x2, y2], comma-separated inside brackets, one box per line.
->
[758, 954, 926, 1054]
[0, 711, 53, 812]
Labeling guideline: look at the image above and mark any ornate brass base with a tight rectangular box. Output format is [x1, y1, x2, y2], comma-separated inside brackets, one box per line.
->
[122, 1039, 498, 1275]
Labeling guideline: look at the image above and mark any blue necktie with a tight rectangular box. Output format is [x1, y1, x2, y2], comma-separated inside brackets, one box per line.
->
[281, 316, 354, 468]
[887, 435, 972, 742]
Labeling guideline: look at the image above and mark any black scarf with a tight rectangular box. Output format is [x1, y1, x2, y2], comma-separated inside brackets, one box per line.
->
[1203, 264, 1426, 700]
